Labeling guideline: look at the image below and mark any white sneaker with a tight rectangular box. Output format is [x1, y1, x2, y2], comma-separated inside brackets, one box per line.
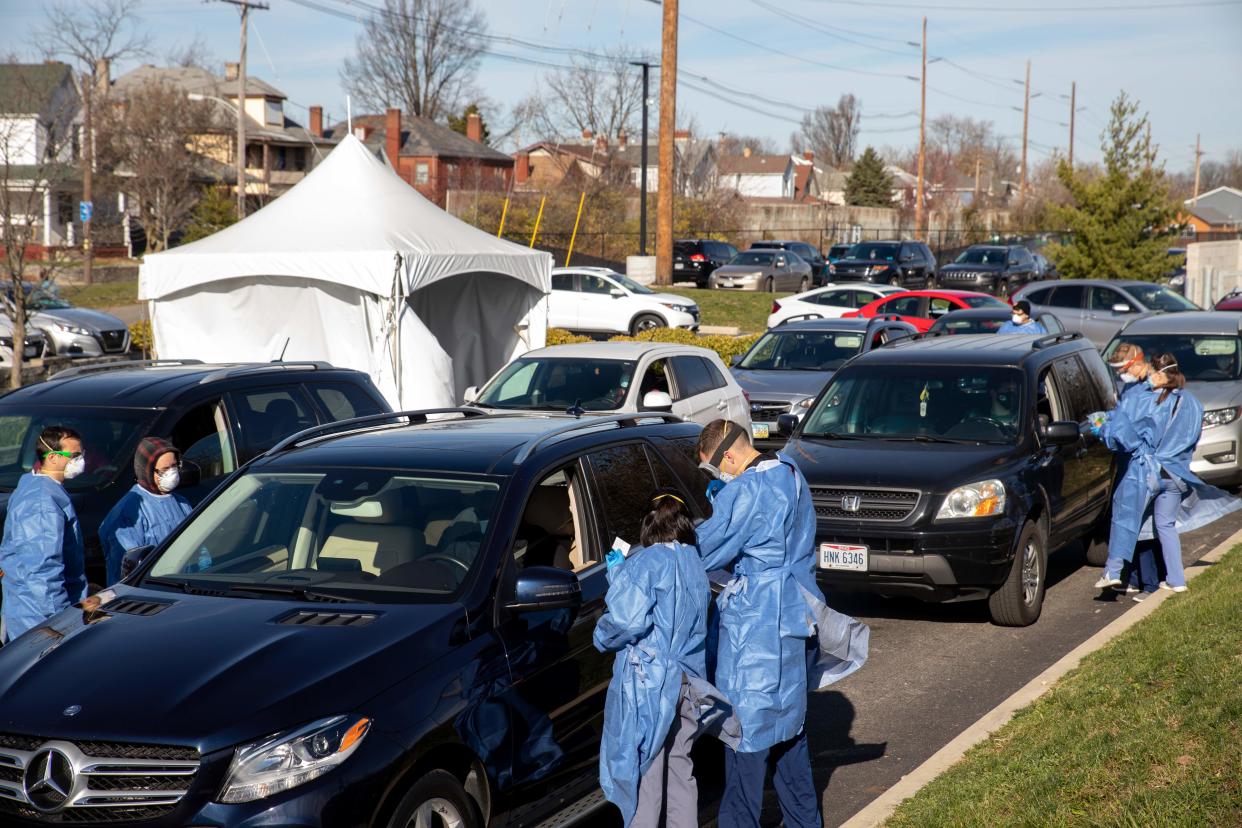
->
[1159, 582, 1188, 593]
[1094, 575, 1122, 589]
[1111, 584, 1140, 594]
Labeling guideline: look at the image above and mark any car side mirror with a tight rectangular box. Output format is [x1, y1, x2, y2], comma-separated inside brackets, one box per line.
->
[610, 288, 625, 298]
[462, 385, 478, 404]
[729, 354, 743, 367]
[506, 566, 583, 612]
[776, 258, 786, 267]
[179, 460, 201, 489]
[120, 545, 156, 581]
[641, 390, 674, 412]
[777, 413, 799, 438]
[1043, 421, 1080, 445]
[1111, 303, 1133, 314]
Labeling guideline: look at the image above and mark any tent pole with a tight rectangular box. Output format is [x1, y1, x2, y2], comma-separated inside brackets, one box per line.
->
[497, 196, 510, 238]
[529, 196, 546, 248]
[565, 192, 586, 266]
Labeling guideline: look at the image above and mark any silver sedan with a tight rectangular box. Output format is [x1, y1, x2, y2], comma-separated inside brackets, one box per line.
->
[710, 250, 813, 293]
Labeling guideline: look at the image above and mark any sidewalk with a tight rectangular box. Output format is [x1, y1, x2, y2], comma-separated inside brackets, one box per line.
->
[104, 304, 144, 325]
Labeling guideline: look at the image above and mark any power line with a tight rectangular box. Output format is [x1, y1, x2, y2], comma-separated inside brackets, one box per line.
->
[802, 0, 1242, 11]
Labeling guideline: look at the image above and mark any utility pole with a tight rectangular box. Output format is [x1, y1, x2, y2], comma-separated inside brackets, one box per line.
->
[1068, 81, 1076, 169]
[81, 69, 95, 285]
[915, 16, 927, 238]
[630, 60, 655, 255]
[1020, 60, 1031, 198]
[1192, 134, 1203, 206]
[973, 157, 981, 200]
[655, 0, 678, 286]
[216, 0, 268, 219]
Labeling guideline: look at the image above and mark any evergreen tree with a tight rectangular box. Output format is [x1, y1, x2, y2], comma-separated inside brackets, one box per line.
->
[845, 147, 894, 207]
[1048, 92, 1179, 281]
[180, 186, 238, 245]
[448, 102, 490, 146]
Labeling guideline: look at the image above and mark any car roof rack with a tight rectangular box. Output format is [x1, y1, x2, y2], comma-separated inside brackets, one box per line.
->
[514, 412, 684, 464]
[777, 313, 826, 325]
[1031, 332, 1082, 350]
[266, 407, 491, 456]
[52, 359, 205, 380]
[197, 361, 333, 384]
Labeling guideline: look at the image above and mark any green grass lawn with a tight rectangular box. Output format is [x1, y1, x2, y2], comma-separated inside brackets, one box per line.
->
[60, 278, 139, 309]
[676, 288, 791, 334]
[887, 545, 1242, 827]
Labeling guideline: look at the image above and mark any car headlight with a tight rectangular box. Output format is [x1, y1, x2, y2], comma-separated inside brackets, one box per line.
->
[936, 479, 1006, 520]
[54, 323, 92, 336]
[828, 264, 837, 274]
[1203, 406, 1241, 428]
[217, 715, 371, 803]
[660, 302, 692, 313]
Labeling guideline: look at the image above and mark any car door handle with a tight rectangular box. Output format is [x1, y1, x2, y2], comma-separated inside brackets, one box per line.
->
[717, 399, 728, 410]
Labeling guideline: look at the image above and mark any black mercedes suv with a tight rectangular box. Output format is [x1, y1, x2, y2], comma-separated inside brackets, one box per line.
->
[0, 410, 714, 827]
[777, 332, 1117, 626]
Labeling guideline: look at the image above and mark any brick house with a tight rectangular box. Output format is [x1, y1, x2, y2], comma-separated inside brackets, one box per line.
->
[327, 108, 511, 206]
[513, 129, 717, 196]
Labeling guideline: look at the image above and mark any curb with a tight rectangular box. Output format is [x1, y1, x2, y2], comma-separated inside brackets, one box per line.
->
[840, 526, 1242, 828]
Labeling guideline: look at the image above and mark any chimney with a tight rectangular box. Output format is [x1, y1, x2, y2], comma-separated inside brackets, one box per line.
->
[308, 106, 323, 139]
[582, 128, 593, 143]
[94, 58, 110, 96]
[595, 134, 607, 153]
[743, 146, 753, 158]
[466, 112, 482, 143]
[224, 61, 239, 82]
[516, 152, 531, 185]
[803, 151, 814, 163]
[674, 128, 690, 141]
[618, 132, 628, 151]
[385, 108, 402, 169]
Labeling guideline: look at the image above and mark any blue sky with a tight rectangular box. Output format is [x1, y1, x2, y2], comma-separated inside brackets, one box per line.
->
[3, 0, 1240, 172]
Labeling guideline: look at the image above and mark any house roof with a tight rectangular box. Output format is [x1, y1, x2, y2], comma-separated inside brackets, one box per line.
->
[1187, 204, 1238, 227]
[327, 114, 511, 163]
[114, 64, 286, 100]
[718, 153, 789, 176]
[0, 62, 75, 115]
[1185, 186, 1242, 205]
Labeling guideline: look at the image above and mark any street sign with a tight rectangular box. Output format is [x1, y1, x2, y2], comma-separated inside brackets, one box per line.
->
[79, 200, 93, 222]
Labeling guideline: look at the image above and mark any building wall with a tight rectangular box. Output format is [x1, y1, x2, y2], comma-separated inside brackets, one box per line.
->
[0, 117, 42, 165]
[1187, 240, 1242, 306]
[725, 172, 785, 199]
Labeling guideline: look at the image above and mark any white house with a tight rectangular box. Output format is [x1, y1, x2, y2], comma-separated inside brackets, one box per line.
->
[718, 150, 794, 199]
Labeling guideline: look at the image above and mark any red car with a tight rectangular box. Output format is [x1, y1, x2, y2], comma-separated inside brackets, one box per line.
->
[844, 289, 1009, 332]
[1215, 292, 1242, 312]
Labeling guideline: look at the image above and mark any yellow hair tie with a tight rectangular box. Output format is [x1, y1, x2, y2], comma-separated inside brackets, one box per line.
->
[652, 492, 685, 506]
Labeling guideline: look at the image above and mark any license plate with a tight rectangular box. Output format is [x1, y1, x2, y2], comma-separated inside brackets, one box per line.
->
[819, 543, 868, 571]
[674, 262, 685, 269]
[719, 281, 734, 288]
[751, 422, 770, 440]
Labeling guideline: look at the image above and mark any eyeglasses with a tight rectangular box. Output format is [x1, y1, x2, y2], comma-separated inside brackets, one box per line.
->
[155, 462, 182, 473]
[45, 450, 83, 460]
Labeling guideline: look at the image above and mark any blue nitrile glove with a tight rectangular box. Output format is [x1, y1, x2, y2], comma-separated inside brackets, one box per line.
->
[606, 548, 625, 569]
[706, 479, 726, 501]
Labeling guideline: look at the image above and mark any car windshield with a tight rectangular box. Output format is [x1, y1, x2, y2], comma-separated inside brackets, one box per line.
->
[611, 273, 654, 295]
[1124, 284, 1199, 312]
[0, 408, 153, 492]
[476, 357, 637, 411]
[932, 317, 1004, 334]
[29, 295, 73, 310]
[962, 295, 1009, 308]
[954, 248, 1008, 265]
[729, 251, 775, 266]
[144, 470, 499, 602]
[1108, 334, 1242, 382]
[803, 365, 1024, 443]
[829, 245, 851, 258]
[846, 243, 898, 261]
[740, 330, 865, 371]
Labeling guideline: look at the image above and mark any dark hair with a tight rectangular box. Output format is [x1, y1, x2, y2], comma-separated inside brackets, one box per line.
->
[1150, 352, 1185, 405]
[36, 425, 81, 458]
[639, 492, 697, 547]
[1013, 300, 1031, 315]
[696, 418, 749, 462]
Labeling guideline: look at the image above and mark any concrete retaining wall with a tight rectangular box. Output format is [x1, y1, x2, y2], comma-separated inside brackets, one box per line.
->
[1187, 240, 1242, 306]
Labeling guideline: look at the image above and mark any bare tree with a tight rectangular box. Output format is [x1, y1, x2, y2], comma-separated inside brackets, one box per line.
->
[791, 94, 861, 169]
[341, 0, 485, 121]
[716, 132, 779, 157]
[0, 62, 79, 388]
[513, 47, 647, 143]
[166, 35, 216, 71]
[96, 82, 213, 252]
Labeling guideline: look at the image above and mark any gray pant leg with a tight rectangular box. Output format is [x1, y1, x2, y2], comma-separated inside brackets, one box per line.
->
[631, 688, 700, 828]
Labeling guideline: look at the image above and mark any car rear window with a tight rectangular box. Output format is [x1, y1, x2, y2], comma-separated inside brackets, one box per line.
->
[962, 295, 1009, 309]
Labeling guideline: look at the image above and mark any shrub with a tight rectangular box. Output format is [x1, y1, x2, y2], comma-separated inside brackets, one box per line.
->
[129, 320, 153, 355]
[544, 327, 759, 364]
[546, 328, 592, 346]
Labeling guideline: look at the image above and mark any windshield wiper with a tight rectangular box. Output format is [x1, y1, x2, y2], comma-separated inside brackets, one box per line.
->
[225, 583, 372, 604]
[886, 434, 980, 445]
[804, 431, 866, 440]
[142, 575, 225, 595]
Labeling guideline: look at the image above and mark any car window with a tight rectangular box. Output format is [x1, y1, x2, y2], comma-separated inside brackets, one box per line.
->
[814, 289, 852, 307]
[646, 444, 705, 518]
[477, 358, 635, 412]
[1089, 286, 1126, 311]
[0, 408, 152, 493]
[1048, 285, 1085, 309]
[580, 275, 615, 295]
[1051, 356, 1097, 421]
[515, 463, 593, 572]
[882, 296, 923, 317]
[699, 357, 728, 390]
[171, 398, 237, 480]
[1079, 350, 1118, 409]
[670, 355, 714, 398]
[308, 383, 387, 422]
[929, 297, 954, 318]
[1124, 283, 1199, 312]
[551, 273, 574, 291]
[1038, 314, 1064, 334]
[654, 437, 712, 516]
[587, 443, 658, 550]
[636, 358, 672, 401]
[731, 251, 775, 266]
[232, 388, 317, 457]
[1035, 367, 1065, 429]
[961, 295, 1008, 309]
[1113, 334, 1242, 382]
[739, 331, 865, 371]
[1025, 287, 1053, 304]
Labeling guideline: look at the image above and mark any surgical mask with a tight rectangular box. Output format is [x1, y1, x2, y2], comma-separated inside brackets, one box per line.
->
[1119, 372, 1139, 384]
[156, 468, 180, 493]
[63, 456, 85, 479]
[1012, 314, 1024, 325]
[699, 461, 735, 484]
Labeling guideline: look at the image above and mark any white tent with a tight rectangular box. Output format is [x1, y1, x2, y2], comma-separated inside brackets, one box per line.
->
[139, 134, 551, 409]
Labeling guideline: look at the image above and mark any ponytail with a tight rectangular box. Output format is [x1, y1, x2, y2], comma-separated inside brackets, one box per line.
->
[1149, 353, 1185, 405]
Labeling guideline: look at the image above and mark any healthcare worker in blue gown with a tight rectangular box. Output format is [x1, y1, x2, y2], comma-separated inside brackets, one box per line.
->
[1093, 353, 1241, 590]
[100, 436, 193, 586]
[594, 491, 740, 828]
[695, 420, 870, 828]
[996, 300, 1047, 335]
[0, 426, 87, 643]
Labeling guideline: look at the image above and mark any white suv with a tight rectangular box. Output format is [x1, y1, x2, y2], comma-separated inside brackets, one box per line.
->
[549, 267, 700, 335]
[464, 341, 751, 430]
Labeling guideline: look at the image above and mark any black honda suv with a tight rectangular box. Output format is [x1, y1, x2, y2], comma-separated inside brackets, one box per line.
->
[0, 410, 713, 827]
[777, 332, 1116, 626]
[673, 239, 739, 288]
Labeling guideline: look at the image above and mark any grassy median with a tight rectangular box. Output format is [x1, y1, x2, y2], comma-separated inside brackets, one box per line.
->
[61, 278, 140, 309]
[887, 545, 1242, 827]
[675, 287, 791, 333]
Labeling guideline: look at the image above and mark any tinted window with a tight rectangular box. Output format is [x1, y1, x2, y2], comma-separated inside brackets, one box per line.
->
[171, 398, 237, 479]
[580, 275, 615, 295]
[699, 357, 727, 390]
[476, 358, 636, 411]
[955, 247, 1008, 265]
[1090, 286, 1126, 311]
[233, 388, 316, 456]
[882, 296, 923, 317]
[1079, 350, 1118, 409]
[815, 289, 856, 307]
[587, 443, 658, 548]
[1048, 285, 1085, 309]
[654, 437, 712, 517]
[0, 408, 152, 493]
[739, 331, 865, 371]
[1025, 287, 1053, 304]
[848, 243, 899, 261]
[1123, 284, 1199, 312]
[646, 444, 706, 517]
[309, 383, 387, 422]
[1110, 334, 1242, 382]
[731, 251, 775, 266]
[1051, 356, 1097, 421]
[551, 273, 574, 291]
[962, 295, 1009, 309]
[671, 355, 714, 398]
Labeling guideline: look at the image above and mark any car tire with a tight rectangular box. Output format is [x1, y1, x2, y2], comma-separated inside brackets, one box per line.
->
[631, 313, 665, 335]
[1083, 519, 1110, 567]
[799, 276, 810, 292]
[888, 274, 901, 287]
[988, 520, 1047, 627]
[998, 280, 1011, 299]
[387, 770, 483, 828]
[925, 275, 936, 288]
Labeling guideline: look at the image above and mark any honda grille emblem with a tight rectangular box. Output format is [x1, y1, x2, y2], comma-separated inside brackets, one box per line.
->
[23, 748, 74, 812]
[840, 495, 862, 513]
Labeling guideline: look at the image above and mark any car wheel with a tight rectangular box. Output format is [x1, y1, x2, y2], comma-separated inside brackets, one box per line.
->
[1083, 517, 1110, 567]
[888, 274, 901, 287]
[998, 280, 1011, 299]
[631, 313, 665, 335]
[925, 275, 936, 288]
[388, 770, 482, 828]
[988, 520, 1047, 627]
[799, 276, 810, 292]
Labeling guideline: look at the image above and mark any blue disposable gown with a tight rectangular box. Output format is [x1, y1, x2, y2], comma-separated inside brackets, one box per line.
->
[996, 320, 1047, 335]
[0, 473, 86, 641]
[593, 541, 739, 827]
[1103, 387, 1240, 558]
[696, 453, 870, 753]
[99, 484, 193, 585]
